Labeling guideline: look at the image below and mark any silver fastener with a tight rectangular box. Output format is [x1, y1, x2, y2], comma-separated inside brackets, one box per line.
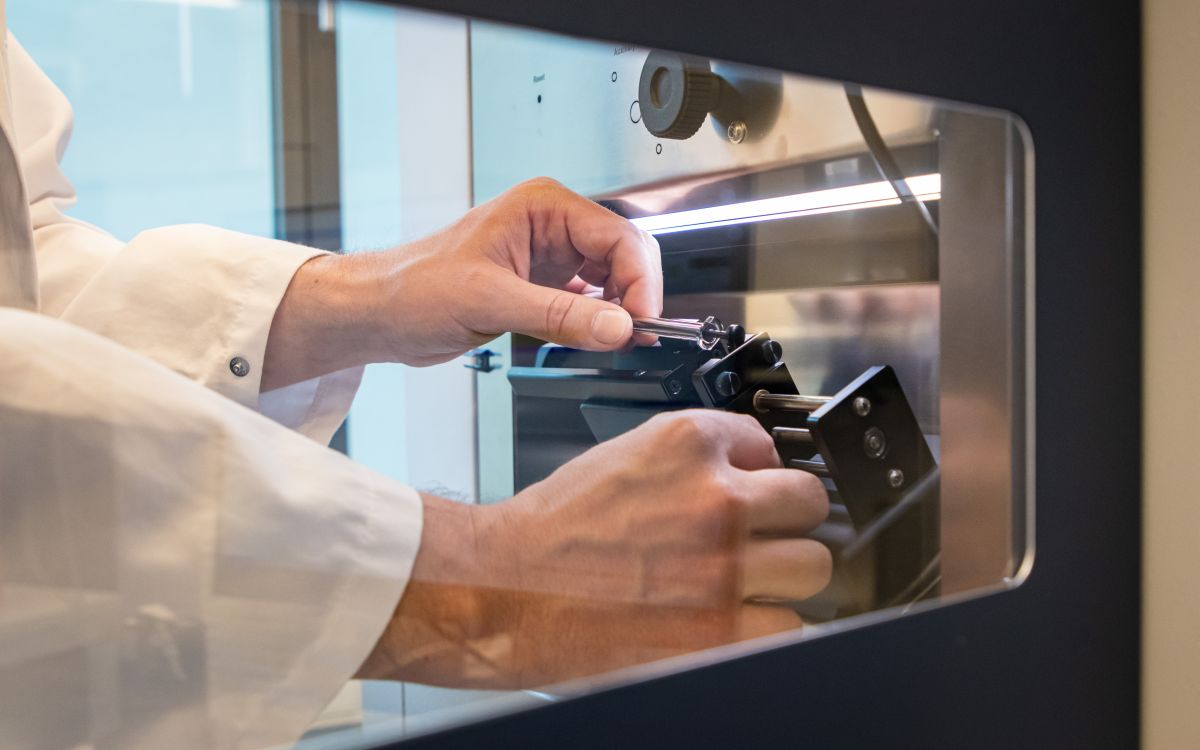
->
[887, 468, 905, 488]
[863, 427, 887, 459]
[229, 356, 250, 377]
[727, 120, 748, 144]
[853, 396, 872, 416]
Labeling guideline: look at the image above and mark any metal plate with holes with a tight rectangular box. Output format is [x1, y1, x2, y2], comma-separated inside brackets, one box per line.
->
[808, 365, 937, 528]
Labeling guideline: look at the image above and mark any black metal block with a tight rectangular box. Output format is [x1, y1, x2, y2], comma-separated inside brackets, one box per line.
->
[808, 365, 937, 528]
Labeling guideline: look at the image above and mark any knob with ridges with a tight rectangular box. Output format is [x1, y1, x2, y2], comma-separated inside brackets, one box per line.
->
[638, 51, 721, 140]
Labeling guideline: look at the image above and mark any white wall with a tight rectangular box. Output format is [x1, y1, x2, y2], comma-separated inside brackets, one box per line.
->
[340, 4, 477, 503]
[1143, 1, 1200, 746]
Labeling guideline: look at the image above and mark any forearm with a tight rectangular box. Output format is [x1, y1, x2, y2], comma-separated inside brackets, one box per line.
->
[262, 252, 393, 392]
[355, 493, 511, 686]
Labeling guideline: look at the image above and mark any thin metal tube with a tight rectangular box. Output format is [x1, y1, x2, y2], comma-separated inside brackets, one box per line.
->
[771, 426, 814, 444]
[753, 390, 831, 413]
[632, 317, 706, 338]
[632, 315, 726, 350]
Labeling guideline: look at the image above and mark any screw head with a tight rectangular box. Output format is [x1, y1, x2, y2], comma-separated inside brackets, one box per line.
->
[714, 371, 742, 398]
[887, 468, 905, 488]
[853, 396, 872, 416]
[667, 379, 683, 396]
[229, 356, 250, 378]
[761, 339, 783, 365]
[863, 427, 887, 459]
[727, 120, 748, 143]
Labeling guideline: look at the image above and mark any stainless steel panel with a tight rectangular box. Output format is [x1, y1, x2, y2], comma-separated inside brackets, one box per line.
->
[469, 21, 934, 202]
[938, 111, 1029, 594]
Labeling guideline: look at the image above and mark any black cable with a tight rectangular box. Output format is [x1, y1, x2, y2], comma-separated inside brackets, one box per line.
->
[844, 83, 939, 238]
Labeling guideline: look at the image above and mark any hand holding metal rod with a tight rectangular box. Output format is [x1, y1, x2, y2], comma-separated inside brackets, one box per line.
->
[631, 315, 746, 350]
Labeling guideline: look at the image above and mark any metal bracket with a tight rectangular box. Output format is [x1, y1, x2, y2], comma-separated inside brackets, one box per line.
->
[464, 348, 501, 373]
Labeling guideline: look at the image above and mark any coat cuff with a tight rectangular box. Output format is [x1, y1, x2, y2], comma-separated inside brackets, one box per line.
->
[58, 225, 360, 443]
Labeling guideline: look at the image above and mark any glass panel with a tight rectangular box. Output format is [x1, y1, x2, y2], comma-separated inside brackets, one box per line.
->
[0, 1, 1030, 747]
[7, 0, 274, 239]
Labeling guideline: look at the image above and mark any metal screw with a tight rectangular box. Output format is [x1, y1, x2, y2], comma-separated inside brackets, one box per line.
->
[887, 468, 905, 488]
[229, 356, 250, 378]
[667, 379, 683, 396]
[853, 396, 872, 416]
[715, 371, 742, 398]
[727, 120, 748, 144]
[761, 339, 783, 365]
[863, 427, 887, 459]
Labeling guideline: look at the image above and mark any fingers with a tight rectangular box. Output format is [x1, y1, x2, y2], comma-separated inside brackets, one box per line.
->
[736, 604, 805, 640]
[740, 538, 833, 601]
[648, 410, 779, 470]
[520, 179, 663, 322]
[646, 411, 825, 530]
[720, 414, 783, 471]
[738, 468, 830, 535]
[497, 273, 635, 350]
[563, 276, 604, 298]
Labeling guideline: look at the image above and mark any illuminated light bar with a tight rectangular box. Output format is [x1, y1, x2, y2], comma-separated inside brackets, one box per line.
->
[630, 173, 941, 236]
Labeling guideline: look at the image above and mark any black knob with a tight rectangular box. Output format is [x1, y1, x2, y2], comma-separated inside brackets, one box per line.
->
[638, 51, 720, 140]
[715, 370, 742, 398]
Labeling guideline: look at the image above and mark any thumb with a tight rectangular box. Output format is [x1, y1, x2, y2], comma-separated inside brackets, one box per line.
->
[501, 276, 633, 350]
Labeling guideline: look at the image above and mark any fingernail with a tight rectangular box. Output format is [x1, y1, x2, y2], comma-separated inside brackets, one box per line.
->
[591, 309, 630, 345]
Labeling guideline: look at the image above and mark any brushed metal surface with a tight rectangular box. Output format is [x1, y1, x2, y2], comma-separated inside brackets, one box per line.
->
[937, 112, 1031, 594]
[470, 21, 934, 202]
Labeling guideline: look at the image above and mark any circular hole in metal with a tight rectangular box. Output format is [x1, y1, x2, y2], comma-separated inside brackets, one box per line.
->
[863, 426, 888, 459]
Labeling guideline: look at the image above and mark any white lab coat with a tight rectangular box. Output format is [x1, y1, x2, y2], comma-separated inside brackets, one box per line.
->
[0, 8, 422, 749]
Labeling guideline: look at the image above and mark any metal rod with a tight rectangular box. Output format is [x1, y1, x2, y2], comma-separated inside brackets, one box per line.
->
[788, 458, 831, 477]
[632, 315, 726, 350]
[632, 317, 706, 338]
[771, 426, 814, 444]
[753, 390, 831, 413]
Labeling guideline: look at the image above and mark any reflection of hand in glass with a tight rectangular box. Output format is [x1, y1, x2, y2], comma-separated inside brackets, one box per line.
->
[359, 410, 832, 689]
[262, 178, 663, 390]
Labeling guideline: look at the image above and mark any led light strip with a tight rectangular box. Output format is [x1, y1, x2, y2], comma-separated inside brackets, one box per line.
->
[630, 173, 941, 235]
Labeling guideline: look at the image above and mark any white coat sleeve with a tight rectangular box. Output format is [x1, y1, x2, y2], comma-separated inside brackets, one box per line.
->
[0, 308, 421, 750]
[6, 32, 359, 444]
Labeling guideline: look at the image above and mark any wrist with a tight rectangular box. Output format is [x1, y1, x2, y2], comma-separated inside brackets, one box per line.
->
[315, 251, 397, 364]
[262, 251, 392, 390]
[362, 496, 524, 686]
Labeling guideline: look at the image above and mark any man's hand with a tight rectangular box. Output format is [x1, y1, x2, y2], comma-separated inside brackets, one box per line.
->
[357, 410, 832, 689]
[263, 178, 661, 389]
